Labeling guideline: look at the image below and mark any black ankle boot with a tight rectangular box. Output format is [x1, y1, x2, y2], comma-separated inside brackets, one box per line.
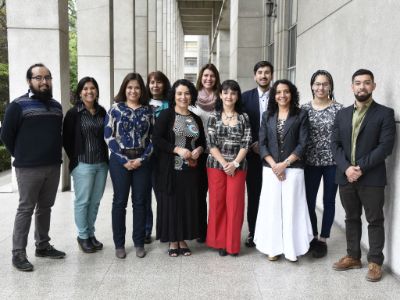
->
[77, 237, 96, 253]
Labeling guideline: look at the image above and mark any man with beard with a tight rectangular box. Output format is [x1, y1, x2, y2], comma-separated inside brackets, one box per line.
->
[1, 63, 65, 271]
[331, 69, 396, 282]
[241, 61, 274, 247]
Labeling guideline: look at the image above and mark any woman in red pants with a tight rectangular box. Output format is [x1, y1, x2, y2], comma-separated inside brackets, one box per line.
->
[206, 80, 252, 256]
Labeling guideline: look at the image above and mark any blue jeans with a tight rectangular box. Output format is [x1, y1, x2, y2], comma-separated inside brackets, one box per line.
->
[109, 153, 152, 248]
[71, 162, 108, 239]
[304, 165, 338, 238]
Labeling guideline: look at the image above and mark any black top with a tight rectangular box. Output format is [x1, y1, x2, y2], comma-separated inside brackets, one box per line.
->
[1, 93, 63, 168]
[153, 108, 206, 195]
[63, 102, 108, 172]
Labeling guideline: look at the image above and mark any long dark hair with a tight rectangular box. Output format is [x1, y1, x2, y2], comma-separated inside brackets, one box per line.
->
[146, 71, 171, 100]
[168, 79, 198, 106]
[215, 80, 243, 114]
[267, 79, 300, 117]
[195, 63, 221, 92]
[310, 70, 335, 100]
[115, 73, 149, 105]
[73, 76, 99, 105]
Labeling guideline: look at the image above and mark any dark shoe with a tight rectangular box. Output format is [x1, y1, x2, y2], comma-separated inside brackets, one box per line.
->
[308, 238, 318, 254]
[219, 249, 228, 256]
[196, 237, 206, 243]
[144, 235, 153, 244]
[245, 235, 256, 248]
[136, 247, 146, 258]
[366, 262, 383, 282]
[230, 253, 239, 257]
[89, 236, 103, 250]
[77, 237, 96, 253]
[35, 245, 66, 259]
[312, 240, 327, 258]
[179, 247, 192, 256]
[332, 255, 362, 271]
[12, 250, 33, 272]
[115, 248, 126, 259]
[168, 243, 179, 257]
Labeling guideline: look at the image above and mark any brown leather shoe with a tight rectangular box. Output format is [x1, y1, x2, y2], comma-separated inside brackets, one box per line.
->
[366, 262, 382, 282]
[332, 255, 362, 271]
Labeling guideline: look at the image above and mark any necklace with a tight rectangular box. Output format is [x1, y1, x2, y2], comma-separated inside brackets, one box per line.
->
[223, 112, 236, 121]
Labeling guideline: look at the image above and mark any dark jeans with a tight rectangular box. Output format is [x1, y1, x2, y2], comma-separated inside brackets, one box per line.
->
[13, 165, 60, 251]
[145, 157, 155, 236]
[245, 152, 263, 236]
[304, 165, 338, 238]
[339, 183, 385, 265]
[109, 154, 152, 248]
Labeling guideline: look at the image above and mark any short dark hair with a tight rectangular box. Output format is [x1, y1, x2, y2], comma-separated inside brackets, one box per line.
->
[196, 63, 221, 92]
[146, 71, 171, 99]
[253, 61, 274, 74]
[268, 79, 300, 117]
[115, 73, 149, 105]
[168, 79, 198, 107]
[215, 80, 243, 114]
[310, 70, 335, 100]
[352, 69, 374, 82]
[73, 77, 99, 105]
[26, 63, 51, 80]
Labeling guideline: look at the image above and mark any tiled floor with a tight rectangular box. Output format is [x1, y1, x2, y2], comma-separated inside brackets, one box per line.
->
[0, 175, 399, 299]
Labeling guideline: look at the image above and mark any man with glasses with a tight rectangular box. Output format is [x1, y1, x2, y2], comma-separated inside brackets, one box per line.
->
[1, 63, 65, 271]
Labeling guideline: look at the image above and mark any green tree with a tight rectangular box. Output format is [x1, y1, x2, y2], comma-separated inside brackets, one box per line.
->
[69, 0, 77, 100]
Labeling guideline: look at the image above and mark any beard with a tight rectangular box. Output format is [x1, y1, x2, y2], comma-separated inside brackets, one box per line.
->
[354, 92, 372, 102]
[29, 84, 53, 101]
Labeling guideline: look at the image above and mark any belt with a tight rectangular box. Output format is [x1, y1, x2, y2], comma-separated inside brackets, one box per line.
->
[122, 148, 144, 159]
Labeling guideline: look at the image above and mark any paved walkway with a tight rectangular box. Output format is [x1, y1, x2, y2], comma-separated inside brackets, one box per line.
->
[0, 175, 399, 299]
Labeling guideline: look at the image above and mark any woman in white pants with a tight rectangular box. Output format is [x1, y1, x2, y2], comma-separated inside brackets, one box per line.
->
[254, 79, 313, 262]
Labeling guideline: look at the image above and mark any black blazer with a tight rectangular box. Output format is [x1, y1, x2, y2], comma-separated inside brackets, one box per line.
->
[63, 103, 108, 172]
[152, 108, 206, 195]
[331, 101, 396, 186]
[242, 88, 261, 147]
[259, 109, 309, 169]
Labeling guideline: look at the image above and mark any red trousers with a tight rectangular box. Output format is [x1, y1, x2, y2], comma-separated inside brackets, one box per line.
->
[206, 168, 246, 254]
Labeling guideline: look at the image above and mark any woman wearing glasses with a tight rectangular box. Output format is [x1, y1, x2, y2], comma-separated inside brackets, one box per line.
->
[302, 70, 343, 258]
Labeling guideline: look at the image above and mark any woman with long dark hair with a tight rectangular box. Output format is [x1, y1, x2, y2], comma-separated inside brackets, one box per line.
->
[302, 70, 343, 258]
[104, 73, 154, 259]
[153, 79, 206, 257]
[254, 79, 313, 262]
[206, 80, 251, 256]
[63, 77, 108, 253]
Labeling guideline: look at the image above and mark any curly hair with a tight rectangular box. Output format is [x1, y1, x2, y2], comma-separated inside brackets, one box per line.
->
[168, 79, 198, 107]
[114, 73, 149, 105]
[267, 79, 300, 117]
[215, 80, 243, 114]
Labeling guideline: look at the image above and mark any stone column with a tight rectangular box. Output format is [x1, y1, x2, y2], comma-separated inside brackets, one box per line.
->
[77, 0, 113, 110]
[216, 30, 230, 82]
[135, 0, 148, 77]
[156, 0, 164, 71]
[6, 0, 70, 191]
[148, 0, 157, 73]
[230, 0, 264, 91]
[113, 0, 134, 94]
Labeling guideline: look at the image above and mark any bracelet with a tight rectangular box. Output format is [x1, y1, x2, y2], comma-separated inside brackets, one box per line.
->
[232, 160, 240, 168]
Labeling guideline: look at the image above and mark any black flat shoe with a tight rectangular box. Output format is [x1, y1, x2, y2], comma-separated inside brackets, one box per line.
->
[179, 247, 192, 256]
[218, 249, 227, 256]
[77, 237, 96, 253]
[89, 236, 103, 250]
[144, 235, 153, 244]
[168, 243, 179, 257]
[245, 235, 256, 248]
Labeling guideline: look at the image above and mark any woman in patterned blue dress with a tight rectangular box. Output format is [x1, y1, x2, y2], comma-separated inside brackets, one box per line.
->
[104, 73, 154, 259]
[153, 79, 206, 257]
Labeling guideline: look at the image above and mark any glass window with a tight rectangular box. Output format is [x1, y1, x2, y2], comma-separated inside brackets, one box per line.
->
[184, 57, 197, 67]
[287, 0, 297, 81]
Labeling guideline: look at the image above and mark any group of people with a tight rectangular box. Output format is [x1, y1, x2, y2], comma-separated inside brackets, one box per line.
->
[1, 61, 395, 283]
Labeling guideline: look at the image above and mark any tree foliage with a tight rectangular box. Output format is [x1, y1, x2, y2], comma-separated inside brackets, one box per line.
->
[69, 0, 77, 99]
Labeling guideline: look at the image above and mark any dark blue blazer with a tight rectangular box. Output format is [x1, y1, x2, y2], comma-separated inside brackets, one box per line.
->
[259, 109, 309, 169]
[331, 101, 396, 186]
[242, 88, 261, 146]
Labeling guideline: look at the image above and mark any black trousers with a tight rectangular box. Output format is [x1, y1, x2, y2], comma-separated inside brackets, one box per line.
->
[245, 152, 263, 236]
[198, 153, 208, 239]
[339, 183, 385, 265]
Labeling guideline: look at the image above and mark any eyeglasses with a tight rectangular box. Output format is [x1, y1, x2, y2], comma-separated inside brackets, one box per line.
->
[31, 76, 52, 82]
[313, 82, 330, 89]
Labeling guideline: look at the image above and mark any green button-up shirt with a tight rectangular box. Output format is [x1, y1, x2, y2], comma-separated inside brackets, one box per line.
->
[351, 98, 373, 164]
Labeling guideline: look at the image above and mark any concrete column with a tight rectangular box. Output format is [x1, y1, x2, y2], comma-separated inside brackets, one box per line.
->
[135, 0, 148, 76]
[148, 0, 157, 73]
[273, 0, 290, 80]
[166, 0, 172, 79]
[113, 0, 134, 94]
[162, 0, 167, 72]
[77, 0, 113, 110]
[230, 0, 264, 91]
[6, 0, 70, 191]
[156, 0, 164, 71]
[216, 30, 230, 82]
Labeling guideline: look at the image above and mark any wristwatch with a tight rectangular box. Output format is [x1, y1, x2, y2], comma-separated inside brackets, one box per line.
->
[284, 159, 291, 167]
[233, 160, 240, 168]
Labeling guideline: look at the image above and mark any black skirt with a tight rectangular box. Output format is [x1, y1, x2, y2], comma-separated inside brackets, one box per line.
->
[156, 169, 200, 242]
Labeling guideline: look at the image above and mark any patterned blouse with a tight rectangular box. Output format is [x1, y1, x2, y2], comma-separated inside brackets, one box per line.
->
[277, 118, 286, 149]
[104, 102, 154, 164]
[301, 101, 343, 166]
[206, 112, 252, 171]
[173, 113, 200, 171]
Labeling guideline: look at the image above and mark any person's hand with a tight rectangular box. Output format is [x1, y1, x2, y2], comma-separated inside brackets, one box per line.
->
[130, 158, 142, 169]
[223, 162, 236, 176]
[123, 162, 133, 170]
[277, 172, 286, 181]
[251, 142, 259, 154]
[272, 162, 287, 177]
[345, 166, 362, 182]
[191, 147, 202, 160]
[176, 147, 191, 160]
